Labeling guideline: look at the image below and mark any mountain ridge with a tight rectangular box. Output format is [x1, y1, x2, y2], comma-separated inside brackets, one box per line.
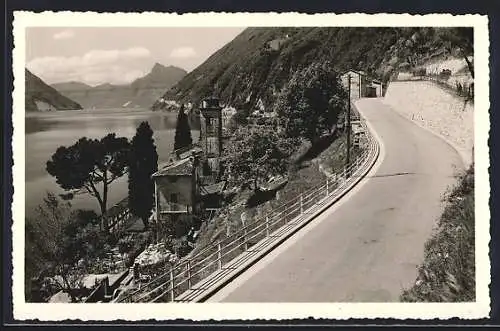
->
[152, 27, 472, 111]
[51, 63, 187, 109]
[25, 69, 83, 112]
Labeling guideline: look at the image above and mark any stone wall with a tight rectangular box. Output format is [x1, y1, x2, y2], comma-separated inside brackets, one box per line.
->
[383, 80, 474, 168]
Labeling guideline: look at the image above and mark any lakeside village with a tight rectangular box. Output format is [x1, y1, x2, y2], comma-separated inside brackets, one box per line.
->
[31, 69, 384, 303]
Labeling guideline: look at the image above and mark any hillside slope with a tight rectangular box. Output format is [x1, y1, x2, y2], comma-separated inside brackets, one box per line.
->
[153, 27, 471, 111]
[52, 63, 187, 109]
[25, 69, 83, 112]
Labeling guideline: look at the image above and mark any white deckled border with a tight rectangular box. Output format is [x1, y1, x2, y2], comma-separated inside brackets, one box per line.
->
[11, 12, 490, 321]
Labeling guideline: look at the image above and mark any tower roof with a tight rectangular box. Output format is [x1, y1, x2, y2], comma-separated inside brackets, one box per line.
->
[201, 97, 221, 110]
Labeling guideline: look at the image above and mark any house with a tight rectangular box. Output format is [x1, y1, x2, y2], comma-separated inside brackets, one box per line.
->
[341, 70, 368, 99]
[341, 70, 383, 99]
[221, 106, 237, 129]
[152, 155, 202, 239]
[371, 80, 383, 97]
[267, 35, 290, 51]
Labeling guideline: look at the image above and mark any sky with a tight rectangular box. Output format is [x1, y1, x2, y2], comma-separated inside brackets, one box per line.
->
[26, 27, 246, 86]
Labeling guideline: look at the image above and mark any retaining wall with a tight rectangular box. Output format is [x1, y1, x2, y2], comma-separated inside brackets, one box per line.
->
[383, 80, 474, 167]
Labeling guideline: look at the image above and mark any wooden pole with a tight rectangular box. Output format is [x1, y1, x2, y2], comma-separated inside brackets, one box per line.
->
[187, 259, 192, 289]
[217, 242, 222, 269]
[300, 193, 304, 214]
[243, 226, 248, 250]
[170, 266, 175, 302]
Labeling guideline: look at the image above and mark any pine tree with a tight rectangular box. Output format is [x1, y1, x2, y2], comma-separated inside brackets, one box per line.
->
[128, 121, 158, 229]
[173, 104, 193, 151]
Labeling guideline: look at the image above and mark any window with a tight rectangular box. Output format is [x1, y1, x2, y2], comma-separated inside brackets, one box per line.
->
[170, 193, 178, 203]
[208, 140, 218, 154]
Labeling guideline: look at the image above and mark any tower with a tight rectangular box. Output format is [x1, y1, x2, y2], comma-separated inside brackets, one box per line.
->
[199, 97, 223, 182]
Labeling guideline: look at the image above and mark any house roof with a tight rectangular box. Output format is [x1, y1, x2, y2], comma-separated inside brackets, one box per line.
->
[341, 69, 382, 83]
[341, 69, 367, 77]
[153, 157, 193, 177]
[200, 181, 226, 196]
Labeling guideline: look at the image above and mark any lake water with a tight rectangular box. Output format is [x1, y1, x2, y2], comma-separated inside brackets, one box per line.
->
[25, 108, 200, 217]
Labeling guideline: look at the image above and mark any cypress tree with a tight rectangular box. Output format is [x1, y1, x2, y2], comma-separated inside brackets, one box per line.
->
[128, 121, 158, 229]
[173, 104, 193, 151]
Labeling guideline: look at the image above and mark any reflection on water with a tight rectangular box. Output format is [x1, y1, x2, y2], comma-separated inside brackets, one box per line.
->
[25, 108, 200, 216]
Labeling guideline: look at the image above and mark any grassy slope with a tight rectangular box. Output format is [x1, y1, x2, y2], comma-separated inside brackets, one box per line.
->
[401, 166, 475, 302]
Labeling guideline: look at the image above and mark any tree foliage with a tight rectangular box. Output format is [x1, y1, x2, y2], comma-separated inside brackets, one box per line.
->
[226, 127, 293, 191]
[25, 193, 105, 302]
[275, 61, 348, 142]
[437, 27, 474, 78]
[46, 133, 130, 231]
[128, 121, 159, 228]
[173, 104, 193, 151]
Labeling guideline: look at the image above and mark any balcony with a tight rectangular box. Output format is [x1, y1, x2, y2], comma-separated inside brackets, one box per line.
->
[159, 203, 190, 214]
[204, 128, 219, 136]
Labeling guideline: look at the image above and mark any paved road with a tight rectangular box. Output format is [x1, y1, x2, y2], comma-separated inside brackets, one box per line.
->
[208, 98, 463, 302]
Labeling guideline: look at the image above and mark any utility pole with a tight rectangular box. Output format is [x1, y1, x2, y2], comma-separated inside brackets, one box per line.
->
[346, 74, 351, 170]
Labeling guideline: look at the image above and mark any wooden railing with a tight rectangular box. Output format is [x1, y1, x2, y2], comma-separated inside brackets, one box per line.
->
[106, 198, 132, 233]
[114, 116, 379, 303]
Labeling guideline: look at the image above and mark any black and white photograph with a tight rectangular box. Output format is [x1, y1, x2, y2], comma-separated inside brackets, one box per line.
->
[11, 12, 490, 321]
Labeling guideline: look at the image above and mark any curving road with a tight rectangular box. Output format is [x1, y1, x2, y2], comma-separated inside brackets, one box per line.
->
[207, 98, 463, 302]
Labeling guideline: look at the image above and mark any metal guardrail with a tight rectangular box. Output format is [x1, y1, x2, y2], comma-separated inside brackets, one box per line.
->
[114, 116, 379, 303]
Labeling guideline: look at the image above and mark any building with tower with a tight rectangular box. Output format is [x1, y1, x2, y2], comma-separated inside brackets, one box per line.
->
[199, 97, 223, 184]
[151, 97, 226, 240]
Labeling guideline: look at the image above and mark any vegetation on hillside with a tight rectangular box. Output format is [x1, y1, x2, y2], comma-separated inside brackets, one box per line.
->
[26, 192, 153, 302]
[184, 61, 356, 267]
[25, 194, 106, 302]
[401, 166, 475, 302]
[274, 61, 347, 143]
[225, 127, 294, 192]
[25, 69, 83, 112]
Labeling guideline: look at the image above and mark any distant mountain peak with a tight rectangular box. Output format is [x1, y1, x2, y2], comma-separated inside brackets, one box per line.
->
[49, 63, 187, 109]
[152, 62, 166, 70]
[150, 62, 186, 75]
